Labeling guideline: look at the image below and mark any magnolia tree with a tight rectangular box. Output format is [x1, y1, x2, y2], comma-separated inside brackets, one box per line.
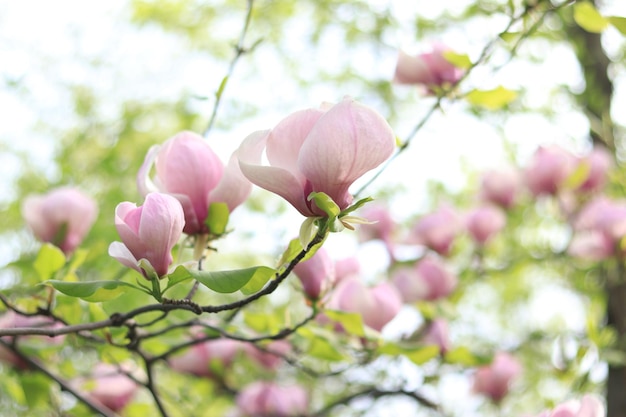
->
[1, 0, 626, 416]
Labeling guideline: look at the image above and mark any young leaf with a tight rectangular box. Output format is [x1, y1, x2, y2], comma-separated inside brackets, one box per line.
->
[377, 342, 440, 365]
[34, 244, 66, 281]
[442, 50, 472, 69]
[608, 16, 626, 35]
[164, 265, 194, 292]
[324, 309, 365, 337]
[205, 202, 230, 235]
[466, 86, 517, 110]
[45, 280, 146, 302]
[190, 266, 276, 293]
[574, 2, 609, 33]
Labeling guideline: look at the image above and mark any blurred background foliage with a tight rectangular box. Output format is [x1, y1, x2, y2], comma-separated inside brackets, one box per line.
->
[1, 0, 626, 416]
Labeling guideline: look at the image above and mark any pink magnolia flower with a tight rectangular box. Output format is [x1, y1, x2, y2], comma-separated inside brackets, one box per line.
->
[473, 352, 522, 402]
[534, 395, 605, 417]
[247, 340, 291, 370]
[293, 248, 335, 300]
[576, 147, 613, 193]
[394, 44, 464, 91]
[465, 205, 506, 245]
[334, 257, 361, 282]
[22, 187, 98, 255]
[422, 318, 451, 355]
[391, 256, 457, 302]
[328, 278, 402, 332]
[236, 381, 308, 417]
[81, 363, 138, 412]
[138, 130, 257, 235]
[170, 338, 246, 378]
[479, 168, 521, 209]
[0, 311, 65, 369]
[567, 197, 626, 260]
[524, 145, 577, 197]
[108, 193, 185, 278]
[408, 205, 462, 256]
[239, 98, 395, 217]
[358, 204, 396, 257]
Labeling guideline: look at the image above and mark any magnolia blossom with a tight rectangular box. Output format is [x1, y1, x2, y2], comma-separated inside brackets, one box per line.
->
[358, 205, 396, 257]
[391, 256, 457, 302]
[170, 338, 246, 378]
[138, 130, 257, 235]
[524, 145, 577, 197]
[239, 98, 395, 217]
[80, 363, 138, 412]
[293, 248, 335, 300]
[465, 205, 506, 245]
[473, 352, 522, 402]
[0, 311, 65, 369]
[567, 197, 626, 260]
[108, 193, 185, 278]
[394, 44, 464, 91]
[334, 257, 361, 282]
[576, 147, 613, 193]
[408, 206, 462, 256]
[534, 395, 605, 417]
[328, 277, 402, 332]
[247, 340, 291, 370]
[236, 381, 308, 417]
[422, 318, 451, 355]
[479, 168, 521, 209]
[22, 187, 98, 254]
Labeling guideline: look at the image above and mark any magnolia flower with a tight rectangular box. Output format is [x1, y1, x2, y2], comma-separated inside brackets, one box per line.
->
[465, 205, 506, 245]
[138, 130, 257, 235]
[394, 44, 464, 91]
[328, 277, 402, 332]
[334, 257, 361, 282]
[80, 363, 138, 412]
[239, 98, 395, 217]
[408, 206, 462, 256]
[391, 256, 457, 302]
[473, 352, 522, 402]
[576, 147, 613, 193]
[358, 204, 396, 258]
[422, 318, 451, 355]
[247, 340, 291, 370]
[236, 382, 308, 417]
[22, 187, 98, 254]
[534, 395, 605, 417]
[292, 248, 335, 300]
[524, 145, 577, 197]
[108, 193, 185, 278]
[170, 338, 246, 378]
[479, 167, 521, 209]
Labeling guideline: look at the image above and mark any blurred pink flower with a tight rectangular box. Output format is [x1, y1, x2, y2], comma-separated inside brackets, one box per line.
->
[422, 318, 451, 355]
[358, 204, 396, 258]
[524, 145, 577, 197]
[247, 340, 291, 371]
[473, 352, 522, 402]
[479, 167, 521, 209]
[236, 381, 308, 417]
[394, 44, 464, 92]
[576, 147, 613, 193]
[391, 256, 457, 302]
[408, 206, 462, 256]
[465, 205, 506, 245]
[108, 193, 185, 278]
[83, 363, 138, 412]
[534, 395, 604, 417]
[293, 248, 335, 300]
[22, 187, 98, 255]
[334, 257, 361, 282]
[138, 130, 257, 235]
[328, 277, 402, 332]
[239, 98, 395, 217]
[170, 338, 246, 378]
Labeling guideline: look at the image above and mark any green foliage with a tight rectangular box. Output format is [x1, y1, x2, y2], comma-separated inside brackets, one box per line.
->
[46, 280, 146, 302]
[573, 2, 609, 33]
[465, 86, 518, 110]
[189, 265, 276, 293]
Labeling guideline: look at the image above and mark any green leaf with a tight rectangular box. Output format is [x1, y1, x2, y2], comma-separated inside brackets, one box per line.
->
[442, 50, 472, 69]
[240, 267, 275, 295]
[45, 280, 144, 302]
[205, 202, 230, 235]
[278, 237, 325, 271]
[466, 86, 517, 110]
[20, 373, 50, 408]
[298, 327, 346, 361]
[324, 310, 365, 337]
[34, 244, 66, 281]
[608, 16, 626, 35]
[340, 197, 373, 217]
[190, 266, 276, 293]
[163, 265, 194, 292]
[444, 346, 480, 366]
[564, 160, 590, 189]
[574, 2, 609, 33]
[378, 342, 439, 365]
[215, 75, 229, 99]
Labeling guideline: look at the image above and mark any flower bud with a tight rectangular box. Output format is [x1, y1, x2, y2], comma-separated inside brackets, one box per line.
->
[408, 205, 461, 256]
[81, 363, 138, 412]
[465, 205, 506, 245]
[108, 193, 185, 278]
[473, 352, 522, 402]
[247, 340, 291, 370]
[170, 338, 246, 378]
[391, 256, 457, 302]
[394, 44, 464, 93]
[422, 318, 451, 355]
[524, 145, 576, 197]
[479, 168, 521, 209]
[22, 187, 98, 254]
[576, 147, 613, 193]
[293, 248, 335, 300]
